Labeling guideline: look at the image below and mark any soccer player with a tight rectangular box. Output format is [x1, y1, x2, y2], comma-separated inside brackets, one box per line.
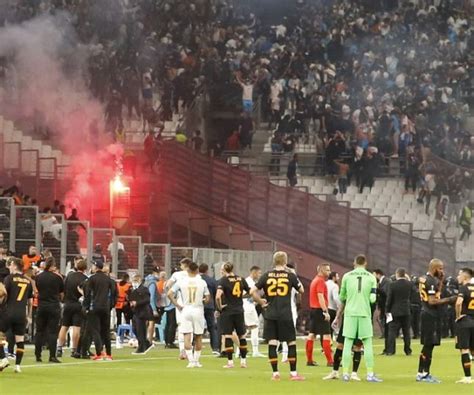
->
[168, 261, 209, 368]
[337, 254, 382, 382]
[166, 258, 195, 360]
[0, 282, 8, 371]
[454, 267, 474, 384]
[250, 251, 305, 381]
[306, 263, 333, 367]
[3, 258, 33, 373]
[244, 266, 264, 357]
[57, 258, 87, 359]
[416, 258, 457, 383]
[216, 262, 250, 368]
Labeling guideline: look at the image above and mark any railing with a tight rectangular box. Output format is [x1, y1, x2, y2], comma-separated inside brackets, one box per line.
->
[157, 141, 456, 274]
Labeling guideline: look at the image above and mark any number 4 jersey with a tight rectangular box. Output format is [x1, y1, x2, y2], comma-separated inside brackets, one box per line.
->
[218, 275, 249, 315]
[255, 269, 301, 320]
[4, 273, 33, 315]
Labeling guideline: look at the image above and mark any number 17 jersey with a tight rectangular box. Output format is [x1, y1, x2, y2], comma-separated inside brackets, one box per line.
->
[255, 269, 300, 320]
[172, 276, 209, 309]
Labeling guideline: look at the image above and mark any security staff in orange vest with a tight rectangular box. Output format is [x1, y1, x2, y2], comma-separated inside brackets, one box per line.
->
[22, 246, 41, 273]
[115, 273, 132, 327]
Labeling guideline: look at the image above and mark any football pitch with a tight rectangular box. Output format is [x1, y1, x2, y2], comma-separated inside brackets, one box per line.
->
[0, 339, 472, 395]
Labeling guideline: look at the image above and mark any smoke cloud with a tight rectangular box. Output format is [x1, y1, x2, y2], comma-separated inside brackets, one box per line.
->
[0, 13, 120, 215]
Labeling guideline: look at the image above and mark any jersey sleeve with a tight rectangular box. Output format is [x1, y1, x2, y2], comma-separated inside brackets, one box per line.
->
[242, 278, 250, 293]
[4, 275, 11, 294]
[339, 275, 347, 303]
[369, 274, 377, 304]
[255, 273, 267, 290]
[458, 285, 468, 300]
[171, 281, 181, 294]
[291, 274, 302, 290]
[203, 281, 210, 296]
[315, 278, 325, 294]
[27, 281, 33, 299]
[217, 278, 225, 290]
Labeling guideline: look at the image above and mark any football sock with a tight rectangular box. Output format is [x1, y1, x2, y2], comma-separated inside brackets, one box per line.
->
[333, 348, 343, 371]
[194, 350, 201, 363]
[185, 349, 194, 363]
[15, 343, 24, 365]
[239, 338, 248, 360]
[322, 339, 333, 364]
[288, 344, 297, 373]
[178, 332, 184, 352]
[305, 338, 314, 362]
[419, 345, 433, 375]
[225, 338, 233, 361]
[0, 344, 5, 359]
[462, 353, 471, 377]
[362, 337, 374, 374]
[342, 338, 353, 375]
[352, 350, 362, 373]
[269, 344, 278, 373]
[281, 342, 288, 359]
[250, 328, 259, 353]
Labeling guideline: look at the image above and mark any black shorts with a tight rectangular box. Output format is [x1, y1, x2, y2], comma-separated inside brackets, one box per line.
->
[62, 303, 84, 327]
[5, 311, 26, 336]
[264, 319, 296, 343]
[336, 319, 363, 347]
[310, 309, 331, 336]
[220, 313, 246, 337]
[456, 319, 474, 350]
[420, 312, 441, 346]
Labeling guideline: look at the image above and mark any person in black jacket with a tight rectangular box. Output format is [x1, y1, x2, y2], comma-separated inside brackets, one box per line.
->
[374, 269, 391, 353]
[34, 257, 64, 363]
[385, 268, 413, 355]
[82, 261, 116, 360]
[199, 263, 219, 354]
[129, 274, 153, 355]
[287, 154, 298, 187]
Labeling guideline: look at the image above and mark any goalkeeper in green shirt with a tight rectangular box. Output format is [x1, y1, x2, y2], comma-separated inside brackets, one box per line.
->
[335, 254, 382, 383]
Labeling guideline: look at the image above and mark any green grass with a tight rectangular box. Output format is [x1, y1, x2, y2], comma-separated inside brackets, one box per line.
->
[0, 339, 472, 395]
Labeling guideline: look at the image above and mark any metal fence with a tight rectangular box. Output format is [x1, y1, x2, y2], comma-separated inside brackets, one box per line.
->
[194, 248, 273, 280]
[0, 197, 16, 252]
[14, 205, 40, 256]
[140, 243, 171, 276]
[157, 141, 456, 275]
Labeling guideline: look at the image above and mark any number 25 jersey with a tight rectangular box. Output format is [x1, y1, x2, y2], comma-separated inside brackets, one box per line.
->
[255, 269, 300, 320]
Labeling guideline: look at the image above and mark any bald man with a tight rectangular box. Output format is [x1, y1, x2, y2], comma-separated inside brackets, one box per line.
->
[416, 259, 457, 383]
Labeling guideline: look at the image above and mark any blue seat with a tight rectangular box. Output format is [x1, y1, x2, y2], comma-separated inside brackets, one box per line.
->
[117, 324, 135, 342]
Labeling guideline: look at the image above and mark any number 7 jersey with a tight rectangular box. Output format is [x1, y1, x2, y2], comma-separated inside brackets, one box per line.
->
[4, 273, 33, 314]
[255, 269, 301, 320]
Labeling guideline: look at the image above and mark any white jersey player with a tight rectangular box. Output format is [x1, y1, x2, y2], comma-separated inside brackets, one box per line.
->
[168, 261, 209, 368]
[244, 266, 264, 357]
[166, 258, 201, 359]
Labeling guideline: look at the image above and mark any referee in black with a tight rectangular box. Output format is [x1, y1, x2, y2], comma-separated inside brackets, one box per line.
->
[82, 260, 116, 360]
[35, 257, 64, 363]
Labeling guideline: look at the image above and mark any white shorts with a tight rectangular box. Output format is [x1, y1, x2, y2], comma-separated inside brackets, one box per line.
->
[244, 303, 259, 327]
[176, 307, 182, 325]
[179, 307, 205, 335]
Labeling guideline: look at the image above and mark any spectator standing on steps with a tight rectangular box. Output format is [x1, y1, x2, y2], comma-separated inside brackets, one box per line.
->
[287, 154, 298, 187]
